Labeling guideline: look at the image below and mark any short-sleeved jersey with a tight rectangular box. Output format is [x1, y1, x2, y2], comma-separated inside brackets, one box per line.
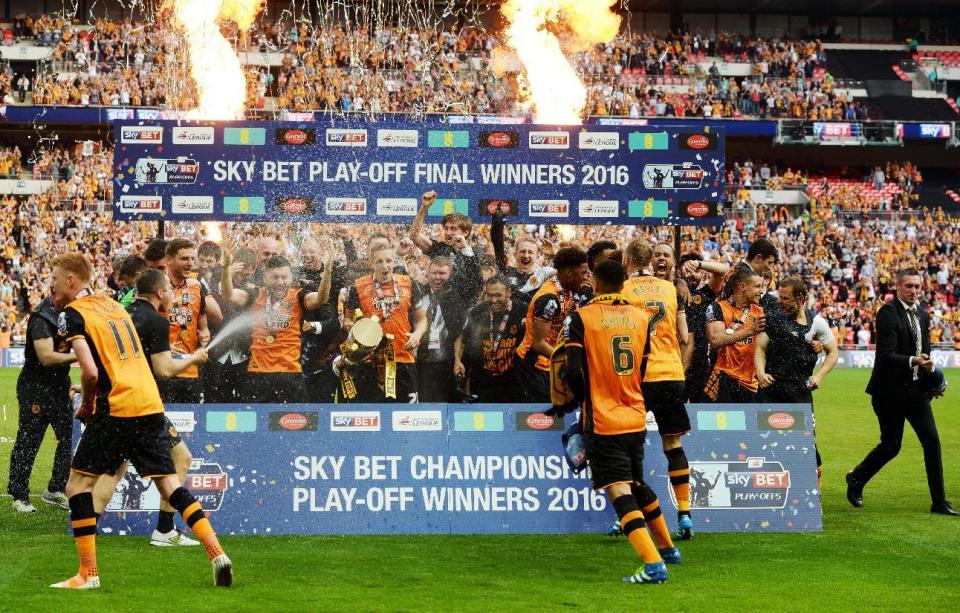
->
[247, 287, 306, 374]
[564, 295, 650, 436]
[167, 277, 206, 379]
[460, 301, 526, 386]
[127, 299, 171, 379]
[18, 297, 71, 395]
[62, 292, 163, 418]
[516, 277, 582, 371]
[346, 274, 422, 364]
[705, 299, 765, 391]
[623, 274, 684, 382]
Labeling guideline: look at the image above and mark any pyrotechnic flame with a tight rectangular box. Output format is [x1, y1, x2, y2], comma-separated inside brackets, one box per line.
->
[203, 221, 223, 242]
[498, 0, 621, 124]
[169, 0, 264, 120]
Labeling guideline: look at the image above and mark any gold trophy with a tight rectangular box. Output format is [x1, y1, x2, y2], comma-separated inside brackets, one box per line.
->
[334, 311, 395, 399]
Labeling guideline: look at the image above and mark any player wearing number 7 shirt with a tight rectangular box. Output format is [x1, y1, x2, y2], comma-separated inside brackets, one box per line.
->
[622, 239, 694, 540]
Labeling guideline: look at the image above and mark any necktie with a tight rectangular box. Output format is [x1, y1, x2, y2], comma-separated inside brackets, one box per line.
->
[420, 293, 440, 353]
[906, 306, 921, 380]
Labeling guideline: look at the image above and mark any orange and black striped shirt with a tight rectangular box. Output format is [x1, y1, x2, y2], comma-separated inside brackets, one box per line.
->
[705, 299, 765, 391]
[246, 287, 306, 374]
[345, 274, 423, 364]
[516, 277, 582, 371]
[166, 277, 206, 378]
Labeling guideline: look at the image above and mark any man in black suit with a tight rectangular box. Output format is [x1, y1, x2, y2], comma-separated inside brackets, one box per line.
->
[846, 268, 955, 515]
[416, 255, 481, 402]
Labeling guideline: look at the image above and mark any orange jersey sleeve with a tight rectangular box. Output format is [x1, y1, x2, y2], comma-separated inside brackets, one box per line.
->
[167, 278, 205, 378]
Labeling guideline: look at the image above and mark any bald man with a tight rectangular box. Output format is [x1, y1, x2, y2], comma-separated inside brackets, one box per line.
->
[252, 236, 282, 286]
[296, 236, 349, 402]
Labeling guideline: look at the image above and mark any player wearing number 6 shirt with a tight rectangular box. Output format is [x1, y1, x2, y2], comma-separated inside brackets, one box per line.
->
[549, 259, 680, 585]
[622, 239, 694, 539]
[48, 253, 232, 590]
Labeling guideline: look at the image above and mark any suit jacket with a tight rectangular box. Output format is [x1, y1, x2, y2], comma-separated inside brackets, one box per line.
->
[415, 282, 471, 362]
[866, 299, 931, 398]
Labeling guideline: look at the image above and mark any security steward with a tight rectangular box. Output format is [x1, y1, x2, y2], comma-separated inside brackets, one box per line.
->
[7, 297, 76, 512]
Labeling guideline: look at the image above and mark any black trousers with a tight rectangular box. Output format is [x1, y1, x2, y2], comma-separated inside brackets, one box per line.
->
[157, 377, 202, 404]
[342, 363, 418, 404]
[707, 371, 757, 404]
[852, 393, 945, 504]
[244, 372, 308, 404]
[473, 373, 519, 405]
[514, 358, 550, 404]
[204, 360, 248, 403]
[304, 363, 339, 404]
[417, 360, 454, 403]
[7, 392, 72, 501]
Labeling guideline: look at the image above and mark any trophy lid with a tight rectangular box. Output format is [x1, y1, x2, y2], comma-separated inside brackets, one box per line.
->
[352, 318, 384, 347]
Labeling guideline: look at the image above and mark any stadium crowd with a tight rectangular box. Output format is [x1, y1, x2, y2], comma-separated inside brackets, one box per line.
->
[0, 143, 958, 370]
[2, 12, 874, 121]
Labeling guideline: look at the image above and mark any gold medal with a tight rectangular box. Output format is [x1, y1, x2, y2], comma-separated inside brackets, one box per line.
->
[180, 328, 191, 342]
[265, 335, 276, 344]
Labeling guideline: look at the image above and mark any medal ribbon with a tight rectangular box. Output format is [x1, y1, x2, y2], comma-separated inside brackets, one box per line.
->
[488, 302, 512, 353]
[374, 279, 402, 322]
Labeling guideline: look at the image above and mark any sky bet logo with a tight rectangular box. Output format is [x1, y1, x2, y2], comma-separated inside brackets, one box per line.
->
[330, 411, 381, 432]
[528, 131, 570, 149]
[325, 197, 367, 216]
[325, 128, 368, 147]
[118, 195, 162, 214]
[528, 200, 569, 218]
[120, 126, 162, 144]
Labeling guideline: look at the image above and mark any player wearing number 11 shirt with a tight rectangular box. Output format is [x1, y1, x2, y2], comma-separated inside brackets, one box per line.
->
[48, 253, 232, 590]
[622, 239, 694, 539]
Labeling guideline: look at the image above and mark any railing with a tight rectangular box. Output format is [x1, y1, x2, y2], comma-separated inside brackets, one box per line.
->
[832, 78, 867, 90]
[830, 209, 932, 226]
[726, 182, 808, 190]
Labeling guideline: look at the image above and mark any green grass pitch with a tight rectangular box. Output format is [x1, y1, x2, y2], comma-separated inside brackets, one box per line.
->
[0, 368, 957, 611]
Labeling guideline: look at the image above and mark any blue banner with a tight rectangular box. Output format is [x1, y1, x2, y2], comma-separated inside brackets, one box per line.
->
[0, 105, 776, 136]
[898, 122, 952, 139]
[0, 347, 24, 368]
[82, 403, 821, 535]
[112, 120, 725, 225]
